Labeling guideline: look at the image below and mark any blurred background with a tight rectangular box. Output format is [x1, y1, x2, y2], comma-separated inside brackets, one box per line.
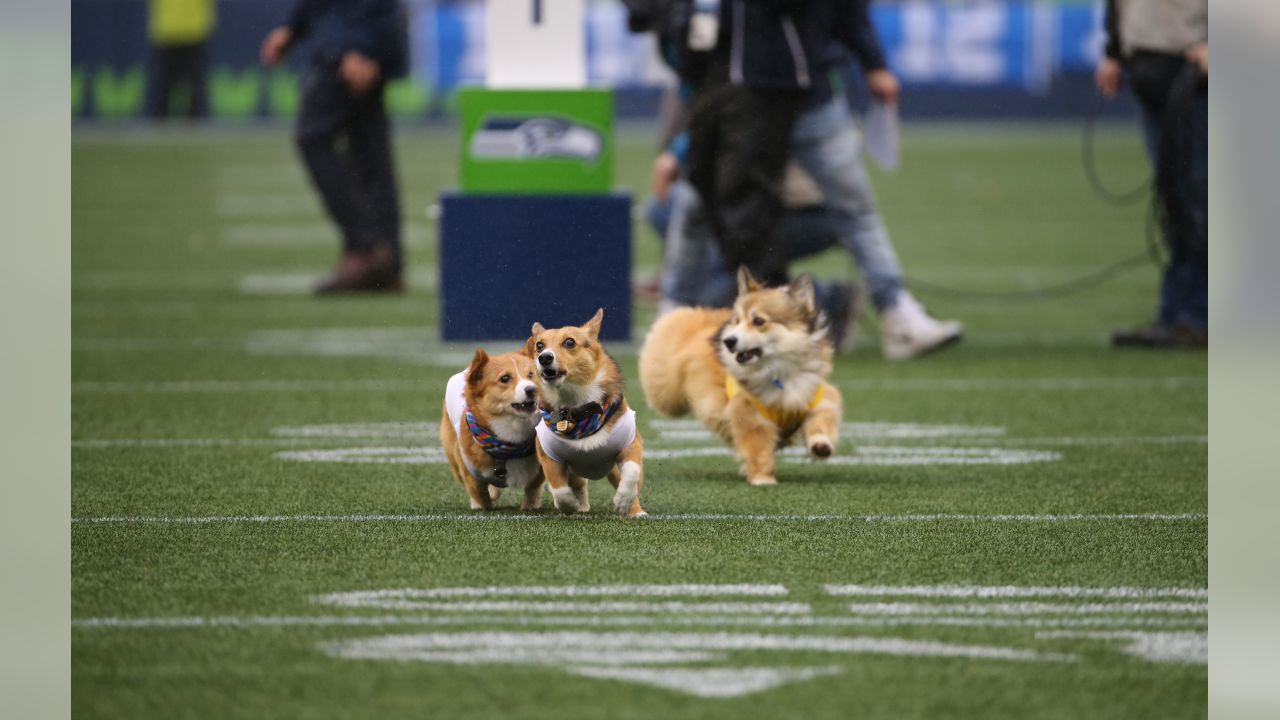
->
[73, 0, 1135, 122]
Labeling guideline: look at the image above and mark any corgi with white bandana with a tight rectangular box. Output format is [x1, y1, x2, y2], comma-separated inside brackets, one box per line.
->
[524, 309, 647, 517]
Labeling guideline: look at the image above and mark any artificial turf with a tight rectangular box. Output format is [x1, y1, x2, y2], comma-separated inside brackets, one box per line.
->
[71, 122, 1206, 719]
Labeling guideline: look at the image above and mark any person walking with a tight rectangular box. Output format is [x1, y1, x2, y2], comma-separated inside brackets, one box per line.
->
[260, 0, 408, 294]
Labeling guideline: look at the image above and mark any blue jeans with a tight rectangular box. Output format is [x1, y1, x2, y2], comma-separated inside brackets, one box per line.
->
[656, 96, 905, 311]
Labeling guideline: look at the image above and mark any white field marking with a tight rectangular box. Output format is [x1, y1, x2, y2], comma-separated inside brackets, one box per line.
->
[825, 585, 1208, 600]
[274, 447, 448, 465]
[954, 435, 1207, 447]
[221, 223, 429, 248]
[73, 379, 426, 394]
[321, 631, 1068, 665]
[245, 327, 464, 365]
[846, 602, 1206, 616]
[71, 614, 1207, 632]
[73, 438, 334, 449]
[306, 600, 812, 615]
[238, 272, 438, 295]
[646, 446, 1061, 465]
[655, 421, 1008, 443]
[216, 193, 320, 218]
[71, 512, 1208, 526]
[835, 377, 1204, 392]
[1035, 631, 1207, 665]
[566, 666, 844, 699]
[271, 422, 439, 439]
[314, 585, 790, 603]
[785, 447, 1062, 466]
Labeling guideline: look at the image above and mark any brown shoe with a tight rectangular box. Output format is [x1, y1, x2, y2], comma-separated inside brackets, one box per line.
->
[314, 246, 402, 295]
[1112, 323, 1207, 349]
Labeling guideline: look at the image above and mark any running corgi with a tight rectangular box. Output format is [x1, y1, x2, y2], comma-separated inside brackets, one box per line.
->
[525, 309, 647, 517]
[639, 268, 842, 486]
[439, 349, 545, 510]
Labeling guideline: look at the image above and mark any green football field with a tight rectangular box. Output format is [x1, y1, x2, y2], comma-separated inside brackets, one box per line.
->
[71, 123, 1206, 719]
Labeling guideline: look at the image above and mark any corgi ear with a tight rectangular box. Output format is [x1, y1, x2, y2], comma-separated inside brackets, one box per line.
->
[467, 348, 489, 386]
[522, 334, 537, 358]
[583, 308, 604, 340]
[788, 274, 816, 314]
[736, 266, 761, 297]
[531, 322, 545, 335]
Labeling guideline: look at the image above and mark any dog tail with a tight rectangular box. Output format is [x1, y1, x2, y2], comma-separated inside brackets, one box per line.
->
[638, 309, 700, 417]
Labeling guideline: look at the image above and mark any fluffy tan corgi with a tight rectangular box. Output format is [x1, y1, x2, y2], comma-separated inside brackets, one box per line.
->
[639, 268, 843, 486]
[439, 349, 545, 510]
[524, 309, 646, 517]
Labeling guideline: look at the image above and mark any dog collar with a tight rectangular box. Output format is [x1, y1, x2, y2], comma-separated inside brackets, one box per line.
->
[724, 375, 824, 434]
[464, 407, 536, 462]
[539, 395, 622, 440]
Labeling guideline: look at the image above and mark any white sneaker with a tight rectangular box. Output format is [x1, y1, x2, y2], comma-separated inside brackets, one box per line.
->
[879, 291, 963, 360]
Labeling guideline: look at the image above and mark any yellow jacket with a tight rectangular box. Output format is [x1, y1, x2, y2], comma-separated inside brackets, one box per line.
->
[149, 0, 216, 45]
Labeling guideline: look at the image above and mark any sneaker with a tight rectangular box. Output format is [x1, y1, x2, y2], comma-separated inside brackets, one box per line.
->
[821, 281, 863, 353]
[1112, 323, 1207, 349]
[878, 291, 963, 360]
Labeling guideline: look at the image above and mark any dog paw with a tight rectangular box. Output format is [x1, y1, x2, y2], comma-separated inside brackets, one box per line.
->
[748, 475, 778, 486]
[808, 436, 833, 459]
[550, 486, 580, 515]
[612, 489, 637, 516]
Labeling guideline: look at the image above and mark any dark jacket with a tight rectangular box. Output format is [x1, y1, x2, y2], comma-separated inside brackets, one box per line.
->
[640, 0, 884, 92]
[287, 0, 408, 80]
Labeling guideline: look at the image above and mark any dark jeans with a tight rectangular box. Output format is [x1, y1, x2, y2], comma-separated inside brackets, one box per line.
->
[685, 63, 804, 287]
[146, 42, 209, 119]
[1129, 51, 1208, 331]
[295, 66, 402, 271]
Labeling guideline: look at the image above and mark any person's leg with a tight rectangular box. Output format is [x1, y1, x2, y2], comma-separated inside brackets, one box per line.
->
[790, 97, 904, 312]
[346, 84, 403, 274]
[659, 181, 715, 311]
[187, 42, 210, 119]
[294, 66, 364, 255]
[145, 45, 175, 119]
[686, 69, 800, 288]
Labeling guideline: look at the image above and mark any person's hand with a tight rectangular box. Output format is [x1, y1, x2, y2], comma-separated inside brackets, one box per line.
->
[260, 26, 293, 66]
[650, 151, 680, 202]
[1095, 57, 1122, 99]
[865, 69, 900, 105]
[1185, 42, 1208, 76]
[340, 51, 381, 95]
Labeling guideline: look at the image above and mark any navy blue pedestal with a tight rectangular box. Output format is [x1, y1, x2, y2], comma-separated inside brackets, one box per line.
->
[439, 193, 632, 341]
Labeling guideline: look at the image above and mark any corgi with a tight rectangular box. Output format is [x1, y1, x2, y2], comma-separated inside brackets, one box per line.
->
[639, 268, 843, 486]
[439, 349, 545, 510]
[524, 309, 647, 517]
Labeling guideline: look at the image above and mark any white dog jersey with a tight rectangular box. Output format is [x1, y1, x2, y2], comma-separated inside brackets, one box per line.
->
[535, 408, 637, 480]
[444, 370, 538, 487]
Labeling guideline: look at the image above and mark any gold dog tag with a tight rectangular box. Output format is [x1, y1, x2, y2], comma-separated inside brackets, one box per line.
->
[556, 419, 570, 432]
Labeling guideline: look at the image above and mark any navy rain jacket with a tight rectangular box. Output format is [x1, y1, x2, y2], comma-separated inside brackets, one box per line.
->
[285, 0, 409, 80]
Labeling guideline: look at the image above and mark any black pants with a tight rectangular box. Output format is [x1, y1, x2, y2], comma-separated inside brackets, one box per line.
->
[685, 63, 804, 287]
[295, 66, 402, 271]
[146, 42, 209, 119]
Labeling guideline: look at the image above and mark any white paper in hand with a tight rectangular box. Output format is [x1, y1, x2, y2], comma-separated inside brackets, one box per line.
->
[863, 100, 901, 172]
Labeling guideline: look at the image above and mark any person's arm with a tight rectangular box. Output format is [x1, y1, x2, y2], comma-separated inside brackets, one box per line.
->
[337, 0, 400, 95]
[260, 0, 316, 66]
[835, 1, 898, 104]
[1095, 0, 1122, 99]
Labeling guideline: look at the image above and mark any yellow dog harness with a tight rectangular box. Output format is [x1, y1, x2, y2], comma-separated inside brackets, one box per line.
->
[725, 375, 825, 436]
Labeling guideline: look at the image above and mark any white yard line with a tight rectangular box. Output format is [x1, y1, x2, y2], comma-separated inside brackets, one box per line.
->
[71, 614, 1207, 631]
[72, 512, 1207, 526]
[308, 600, 812, 614]
[1035, 631, 1207, 664]
[314, 585, 789, 601]
[846, 602, 1206, 616]
[70, 376, 1205, 394]
[825, 584, 1207, 599]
